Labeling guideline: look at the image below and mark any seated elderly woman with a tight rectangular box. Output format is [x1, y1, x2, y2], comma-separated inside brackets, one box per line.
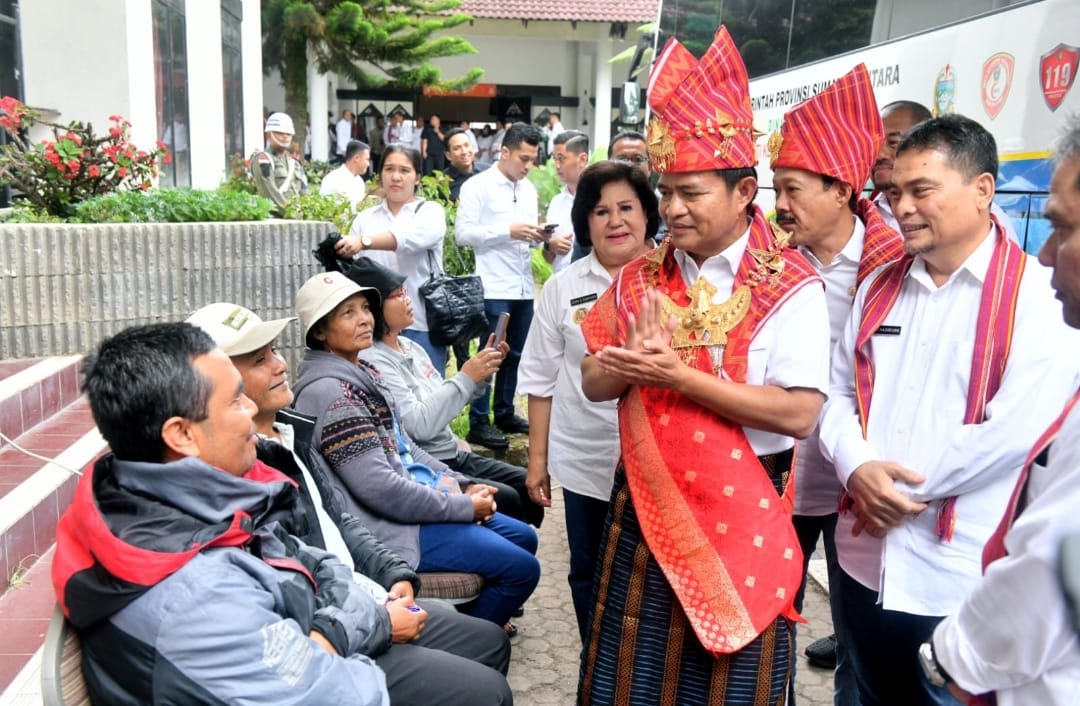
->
[349, 257, 544, 528]
[290, 270, 541, 629]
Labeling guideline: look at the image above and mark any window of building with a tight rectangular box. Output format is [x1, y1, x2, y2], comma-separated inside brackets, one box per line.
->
[221, 0, 244, 163]
[0, 0, 20, 100]
[152, 0, 190, 187]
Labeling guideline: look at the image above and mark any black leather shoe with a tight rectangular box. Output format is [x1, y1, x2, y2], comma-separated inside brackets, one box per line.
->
[466, 421, 509, 450]
[804, 633, 838, 669]
[495, 414, 530, 435]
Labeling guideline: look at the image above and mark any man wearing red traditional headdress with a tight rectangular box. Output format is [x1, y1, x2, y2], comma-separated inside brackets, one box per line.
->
[768, 63, 904, 705]
[818, 114, 1080, 705]
[577, 26, 831, 705]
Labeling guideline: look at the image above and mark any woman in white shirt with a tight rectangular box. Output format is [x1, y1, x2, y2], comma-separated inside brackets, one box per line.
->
[336, 145, 450, 373]
[517, 160, 659, 641]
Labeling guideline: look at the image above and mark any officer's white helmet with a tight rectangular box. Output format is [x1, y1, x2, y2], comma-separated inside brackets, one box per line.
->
[265, 112, 295, 135]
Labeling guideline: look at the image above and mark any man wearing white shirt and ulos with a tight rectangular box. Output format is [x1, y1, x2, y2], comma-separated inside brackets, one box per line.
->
[319, 139, 369, 207]
[543, 130, 588, 274]
[818, 114, 1080, 706]
[456, 122, 544, 449]
[924, 115, 1080, 706]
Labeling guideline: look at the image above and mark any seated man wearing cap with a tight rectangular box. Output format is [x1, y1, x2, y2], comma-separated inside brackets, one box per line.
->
[577, 26, 830, 705]
[52, 322, 390, 705]
[768, 63, 904, 704]
[187, 302, 514, 706]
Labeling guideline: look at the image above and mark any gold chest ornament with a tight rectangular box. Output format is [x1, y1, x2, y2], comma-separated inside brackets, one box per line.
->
[659, 222, 791, 350]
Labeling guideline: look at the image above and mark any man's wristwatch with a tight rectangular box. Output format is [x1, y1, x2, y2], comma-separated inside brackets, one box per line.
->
[918, 640, 952, 688]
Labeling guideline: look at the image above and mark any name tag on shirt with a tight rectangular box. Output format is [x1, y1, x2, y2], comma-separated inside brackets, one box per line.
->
[874, 325, 902, 336]
[570, 293, 598, 306]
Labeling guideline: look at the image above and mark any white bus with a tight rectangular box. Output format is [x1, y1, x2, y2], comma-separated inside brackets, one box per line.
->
[743, 0, 1080, 254]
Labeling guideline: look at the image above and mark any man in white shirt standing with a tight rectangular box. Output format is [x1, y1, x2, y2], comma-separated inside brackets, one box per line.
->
[456, 122, 544, 449]
[819, 114, 1080, 705]
[335, 109, 354, 164]
[320, 139, 369, 207]
[768, 63, 904, 706]
[543, 130, 588, 273]
[923, 115, 1080, 706]
[543, 112, 564, 158]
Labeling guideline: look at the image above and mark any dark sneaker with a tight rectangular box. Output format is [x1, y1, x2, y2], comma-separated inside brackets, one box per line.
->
[804, 633, 838, 669]
[467, 421, 509, 450]
[495, 414, 530, 435]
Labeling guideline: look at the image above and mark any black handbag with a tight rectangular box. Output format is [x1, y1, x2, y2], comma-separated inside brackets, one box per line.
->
[419, 244, 488, 346]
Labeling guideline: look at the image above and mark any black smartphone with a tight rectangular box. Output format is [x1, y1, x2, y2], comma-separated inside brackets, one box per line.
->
[493, 312, 511, 347]
[542, 224, 558, 240]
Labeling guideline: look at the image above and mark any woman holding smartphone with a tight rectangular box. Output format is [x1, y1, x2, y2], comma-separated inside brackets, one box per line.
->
[352, 257, 546, 528]
[518, 160, 659, 641]
[291, 268, 540, 631]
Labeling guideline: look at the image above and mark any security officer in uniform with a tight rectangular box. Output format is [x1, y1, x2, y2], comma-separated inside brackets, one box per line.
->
[251, 112, 308, 212]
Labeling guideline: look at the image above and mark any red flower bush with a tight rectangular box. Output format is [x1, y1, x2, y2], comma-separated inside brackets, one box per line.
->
[0, 97, 168, 217]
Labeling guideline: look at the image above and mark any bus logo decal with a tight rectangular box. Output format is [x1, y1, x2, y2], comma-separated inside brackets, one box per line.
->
[1040, 44, 1079, 112]
[981, 53, 1014, 119]
[933, 64, 956, 117]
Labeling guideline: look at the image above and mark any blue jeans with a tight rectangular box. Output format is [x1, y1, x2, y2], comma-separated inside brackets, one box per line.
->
[469, 299, 533, 423]
[417, 512, 540, 626]
[835, 569, 961, 706]
[563, 489, 609, 643]
[793, 512, 860, 706]
[401, 328, 448, 378]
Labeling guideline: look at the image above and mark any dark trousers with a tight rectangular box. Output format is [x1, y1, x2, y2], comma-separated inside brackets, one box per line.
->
[792, 512, 860, 706]
[376, 599, 512, 704]
[835, 569, 961, 706]
[470, 299, 533, 424]
[443, 450, 545, 527]
[563, 488, 609, 643]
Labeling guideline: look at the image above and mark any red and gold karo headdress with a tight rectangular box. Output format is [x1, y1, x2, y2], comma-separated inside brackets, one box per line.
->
[768, 63, 884, 190]
[646, 26, 761, 173]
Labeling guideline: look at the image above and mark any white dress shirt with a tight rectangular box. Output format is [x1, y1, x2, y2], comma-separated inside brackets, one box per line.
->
[794, 217, 865, 516]
[335, 118, 352, 156]
[545, 186, 575, 274]
[934, 393, 1080, 706]
[350, 198, 447, 332]
[456, 164, 539, 300]
[319, 164, 366, 206]
[518, 252, 620, 501]
[671, 227, 831, 456]
[819, 227, 1080, 615]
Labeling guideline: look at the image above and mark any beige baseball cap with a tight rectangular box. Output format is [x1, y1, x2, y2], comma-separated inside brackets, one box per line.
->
[186, 303, 295, 356]
[295, 271, 378, 343]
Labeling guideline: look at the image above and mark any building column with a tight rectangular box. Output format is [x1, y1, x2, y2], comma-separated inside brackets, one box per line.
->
[593, 36, 614, 162]
[241, 0, 265, 156]
[577, 41, 593, 140]
[309, 62, 329, 163]
[184, 0, 225, 188]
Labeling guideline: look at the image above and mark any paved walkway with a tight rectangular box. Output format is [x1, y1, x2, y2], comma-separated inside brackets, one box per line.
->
[508, 485, 836, 705]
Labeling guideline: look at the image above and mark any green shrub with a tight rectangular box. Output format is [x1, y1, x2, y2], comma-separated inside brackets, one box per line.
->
[73, 188, 274, 223]
[282, 191, 358, 233]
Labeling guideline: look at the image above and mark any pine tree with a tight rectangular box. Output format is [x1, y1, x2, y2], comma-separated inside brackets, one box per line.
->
[262, 0, 483, 146]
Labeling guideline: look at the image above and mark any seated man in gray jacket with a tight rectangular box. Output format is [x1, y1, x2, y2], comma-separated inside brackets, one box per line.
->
[53, 321, 509, 705]
[188, 301, 513, 705]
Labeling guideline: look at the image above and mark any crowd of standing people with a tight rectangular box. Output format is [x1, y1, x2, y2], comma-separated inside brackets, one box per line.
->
[46, 19, 1080, 706]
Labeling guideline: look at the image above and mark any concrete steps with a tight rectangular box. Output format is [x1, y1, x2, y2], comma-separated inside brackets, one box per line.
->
[0, 357, 107, 701]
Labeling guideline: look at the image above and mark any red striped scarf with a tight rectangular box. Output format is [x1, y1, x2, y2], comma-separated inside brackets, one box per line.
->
[854, 197, 905, 285]
[852, 219, 1025, 541]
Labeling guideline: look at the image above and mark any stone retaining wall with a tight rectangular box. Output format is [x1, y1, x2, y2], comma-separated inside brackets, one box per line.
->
[0, 220, 333, 371]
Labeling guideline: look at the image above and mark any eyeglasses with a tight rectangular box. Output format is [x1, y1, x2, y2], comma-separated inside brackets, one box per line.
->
[613, 155, 649, 165]
[386, 289, 410, 301]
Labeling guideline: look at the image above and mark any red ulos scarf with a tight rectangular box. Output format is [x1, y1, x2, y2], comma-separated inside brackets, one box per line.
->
[851, 219, 1025, 541]
[854, 197, 905, 285]
[581, 207, 822, 655]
